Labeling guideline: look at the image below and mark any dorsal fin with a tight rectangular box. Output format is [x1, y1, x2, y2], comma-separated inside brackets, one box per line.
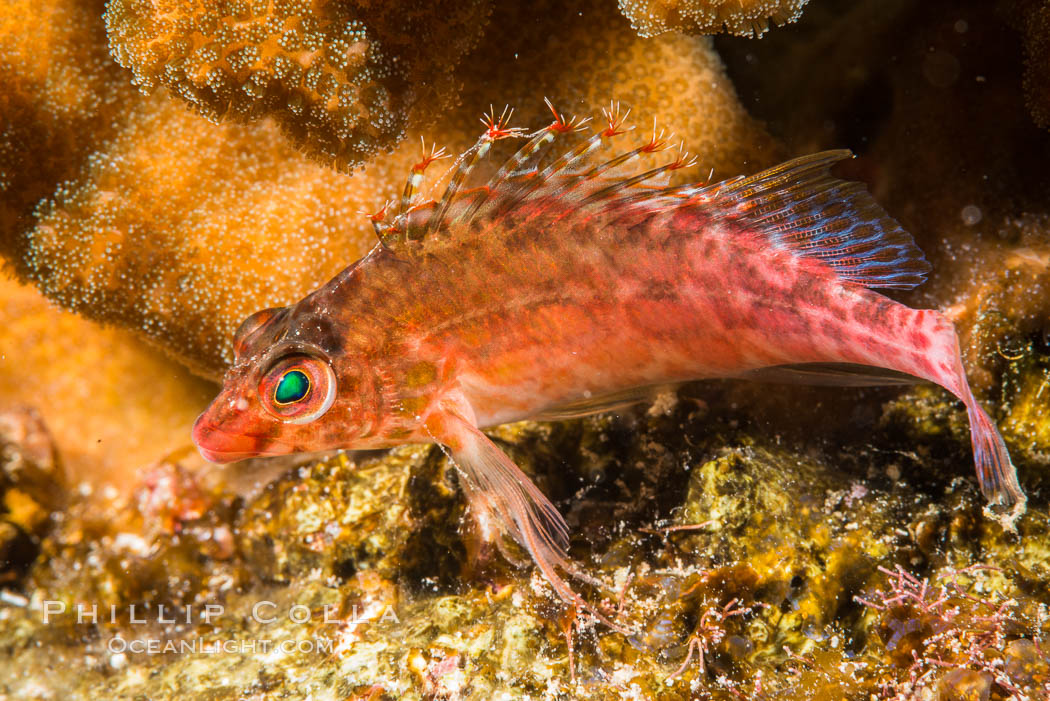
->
[369, 112, 930, 293]
[711, 150, 931, 290]
[371, 102, 657, 250]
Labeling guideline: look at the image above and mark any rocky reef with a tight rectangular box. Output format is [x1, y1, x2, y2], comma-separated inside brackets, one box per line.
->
[1, 0, 1048, 699]
[2, 389, 1049, 699]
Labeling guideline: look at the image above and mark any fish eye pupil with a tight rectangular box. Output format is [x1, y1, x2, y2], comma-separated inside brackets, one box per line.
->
[274, 369, 310, 404]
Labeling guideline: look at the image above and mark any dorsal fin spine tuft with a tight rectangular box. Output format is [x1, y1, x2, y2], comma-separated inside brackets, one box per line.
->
[397, 139, 449, 245]
[425, 109, 532, 239]
[458, 104, 582, 226]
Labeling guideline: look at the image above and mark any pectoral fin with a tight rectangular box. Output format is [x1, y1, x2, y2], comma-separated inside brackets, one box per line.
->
[447, 415, 571, 557]
[428, 399, 627, 631]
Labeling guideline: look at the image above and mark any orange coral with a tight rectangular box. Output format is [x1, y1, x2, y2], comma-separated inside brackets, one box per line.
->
[25, 93, 391, 378]
[617, 0, 809, 38]
[1005, 0, 1050, 130]
[13, 0, 777, 379]
[0, 0, 134, 247]
[104, 0, 493, 171]
[0, 276, 214, 488]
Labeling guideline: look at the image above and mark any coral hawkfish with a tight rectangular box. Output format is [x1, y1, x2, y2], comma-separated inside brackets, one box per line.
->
[193, 104, 1026, 623]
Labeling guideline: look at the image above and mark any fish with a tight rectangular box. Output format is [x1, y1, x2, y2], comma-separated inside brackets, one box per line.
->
[192, 103, 1026, 624]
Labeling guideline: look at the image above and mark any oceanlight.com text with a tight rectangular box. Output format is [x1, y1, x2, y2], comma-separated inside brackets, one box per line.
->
[106, 637, 335, 655]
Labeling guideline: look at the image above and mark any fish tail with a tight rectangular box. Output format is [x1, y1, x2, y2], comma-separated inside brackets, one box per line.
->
[882, 309, 1026, 526]
[921, 313, 1027, 526]
[962, 387, 1027, 528]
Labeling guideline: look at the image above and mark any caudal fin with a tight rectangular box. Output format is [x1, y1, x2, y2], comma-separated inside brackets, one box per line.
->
[965, 395, 1026, 528]
[903, 311, 1027, 528]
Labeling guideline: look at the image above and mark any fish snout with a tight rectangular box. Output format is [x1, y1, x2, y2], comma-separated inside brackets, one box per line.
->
[192, 413, 268, 464]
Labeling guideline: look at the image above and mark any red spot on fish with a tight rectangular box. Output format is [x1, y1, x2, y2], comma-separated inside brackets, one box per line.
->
[910, 328, 931, 351]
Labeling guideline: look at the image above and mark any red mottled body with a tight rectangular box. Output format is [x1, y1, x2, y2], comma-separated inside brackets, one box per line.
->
[193, 107, 1025, 623]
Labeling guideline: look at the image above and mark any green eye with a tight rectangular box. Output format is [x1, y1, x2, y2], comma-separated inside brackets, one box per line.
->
[260, 354, 335, 423]
[274, 369, 311, 405]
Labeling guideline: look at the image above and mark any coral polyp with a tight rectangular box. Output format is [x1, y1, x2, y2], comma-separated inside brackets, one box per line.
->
[104, 0, 492, 171]
[0, 0, 133, 243]
[617, 0, 810, 38]
[1009, 0, 1050, 130]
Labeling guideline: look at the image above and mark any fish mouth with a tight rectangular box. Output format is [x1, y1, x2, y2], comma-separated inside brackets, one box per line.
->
[192, 419, 290, 464]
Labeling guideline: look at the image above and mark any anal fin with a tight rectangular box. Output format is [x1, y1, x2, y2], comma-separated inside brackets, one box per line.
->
[739, 362, 921, 387]
[532, 384, 678, 421]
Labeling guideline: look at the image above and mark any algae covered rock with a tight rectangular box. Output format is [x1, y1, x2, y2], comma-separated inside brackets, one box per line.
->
[0, 406, 65, 584]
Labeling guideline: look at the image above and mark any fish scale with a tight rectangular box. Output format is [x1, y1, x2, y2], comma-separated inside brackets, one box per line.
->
[193, 108, 1026, 627]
